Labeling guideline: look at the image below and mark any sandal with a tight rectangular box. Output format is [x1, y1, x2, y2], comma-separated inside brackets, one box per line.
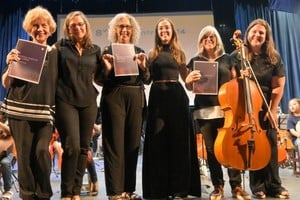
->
[273, 190, 289, 199]
[122, 192, 142, 200]
[1, 191, 13, 200]
[252, 191, 266, 199]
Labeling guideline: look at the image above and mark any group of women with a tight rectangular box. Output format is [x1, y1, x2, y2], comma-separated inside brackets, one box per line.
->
[1, 5, 289, 200]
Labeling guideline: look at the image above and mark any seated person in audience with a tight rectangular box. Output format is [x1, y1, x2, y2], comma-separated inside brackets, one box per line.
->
[86, 146, 98, 196]
[49, 129, 63, 171]
[0, 112, 16, 200]
[287, 98, 300, 152]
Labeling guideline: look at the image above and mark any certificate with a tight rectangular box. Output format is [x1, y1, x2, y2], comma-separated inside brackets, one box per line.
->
[193, 61, 218, 95]
[112, 43, 139, 76]
[8, 39, 47, 84]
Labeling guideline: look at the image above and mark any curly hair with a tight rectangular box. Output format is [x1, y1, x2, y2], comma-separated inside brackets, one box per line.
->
[196, 25, 225, 59]
[107, 13, 140, 44]
[149, 18, 186, 65]
[63, 11, 93, 48]
[22, 6, 56, 35]
[244, 18, 280, 65]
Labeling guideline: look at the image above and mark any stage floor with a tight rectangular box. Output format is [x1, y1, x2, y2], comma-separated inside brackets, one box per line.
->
[4, 155, 300, 200]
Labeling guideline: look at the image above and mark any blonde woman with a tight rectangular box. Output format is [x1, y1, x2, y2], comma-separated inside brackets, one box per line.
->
[2, 6, 57, 200]
[54, 11, 101, 200]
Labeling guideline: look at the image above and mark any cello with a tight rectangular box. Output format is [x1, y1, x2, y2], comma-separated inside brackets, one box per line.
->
[214, 31, 271, 170]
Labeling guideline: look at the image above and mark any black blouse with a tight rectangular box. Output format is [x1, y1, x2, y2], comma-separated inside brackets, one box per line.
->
[187, 54, 232, 109]
[55, 39, 101, 107]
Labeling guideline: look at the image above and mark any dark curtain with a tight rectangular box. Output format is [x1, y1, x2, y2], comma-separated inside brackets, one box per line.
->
[234, 0, 300, 113]
[0, 7, 28, 101]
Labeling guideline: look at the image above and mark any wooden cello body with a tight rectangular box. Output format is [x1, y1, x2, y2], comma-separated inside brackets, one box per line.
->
[214, 78, 271, 170]
[214, 32, 271, 170]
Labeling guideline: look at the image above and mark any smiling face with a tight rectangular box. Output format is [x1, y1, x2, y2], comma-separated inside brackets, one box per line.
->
[29, 18, 51, 45]
[68, 15, 87, 43]
[157, 19, 173, 45]
[116, 17, 132, 44]
[201, 33, 217, 53]
[247, 24, 266, 53]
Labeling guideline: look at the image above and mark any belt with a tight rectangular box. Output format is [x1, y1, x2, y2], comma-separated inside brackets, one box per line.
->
[153, 80, 178, 83]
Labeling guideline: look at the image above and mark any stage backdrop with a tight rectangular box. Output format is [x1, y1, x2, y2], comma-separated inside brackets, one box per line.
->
[57, 11, 214, 105]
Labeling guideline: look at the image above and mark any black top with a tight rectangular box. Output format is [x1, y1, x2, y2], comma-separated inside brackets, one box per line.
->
[55, 39, 101, 107]
[187, 53, 232, 109]
[98, 45, 150, 87]
[231, 50, 285, 102]
[149, 45, 180, 82]
[2, 47, 58, 123]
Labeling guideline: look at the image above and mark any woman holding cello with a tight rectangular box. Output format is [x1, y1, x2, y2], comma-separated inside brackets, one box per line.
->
[185, 25, 251, 200]
[231, 19, 289, 199]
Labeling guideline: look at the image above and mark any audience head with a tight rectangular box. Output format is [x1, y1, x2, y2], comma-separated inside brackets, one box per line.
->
[288, 98, 300, 115]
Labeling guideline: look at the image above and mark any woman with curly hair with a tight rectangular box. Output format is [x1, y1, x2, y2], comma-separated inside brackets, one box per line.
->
[98, 13, 149, 200]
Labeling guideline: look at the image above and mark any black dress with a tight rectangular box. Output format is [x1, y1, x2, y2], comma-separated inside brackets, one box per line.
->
[142, 45, 201, 199]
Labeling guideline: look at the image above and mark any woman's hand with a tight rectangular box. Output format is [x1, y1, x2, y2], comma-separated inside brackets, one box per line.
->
[239, 67, 251, 78]
[185, 70, 201, 84]
[185, 70, 201, 91]
[6, 49, 20, 65]
[101, 54, 114, 72]
[135, 52, 147, 70]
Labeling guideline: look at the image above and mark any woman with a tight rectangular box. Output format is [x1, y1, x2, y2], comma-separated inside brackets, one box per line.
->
[54, 11, 101, 200]
[99, 13, 148, 200]
[2, 6, 57, 200]
[142, 18, 201, 199]
[185, 25, 250, 200]
[231, 18, 289, 199]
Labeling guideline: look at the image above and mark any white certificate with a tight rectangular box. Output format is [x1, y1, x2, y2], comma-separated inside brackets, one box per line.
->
[112, 43, 139, 76]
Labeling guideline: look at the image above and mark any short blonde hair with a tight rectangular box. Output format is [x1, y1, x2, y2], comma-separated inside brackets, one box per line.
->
[107, 13, 140, 44]
[22, 6, 56, 35]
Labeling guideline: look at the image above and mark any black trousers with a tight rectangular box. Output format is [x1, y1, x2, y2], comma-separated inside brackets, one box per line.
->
[9, 119, 53, 199]
[55, 99, 97, 197]
[197, 118, 242, 189]
[250, 128, 286, 195]
[101, 86, 144, 196]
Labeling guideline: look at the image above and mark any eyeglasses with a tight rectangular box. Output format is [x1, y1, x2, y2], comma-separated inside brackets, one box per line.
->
[117, 24, 133, 30]
[69, 22, 86, 29]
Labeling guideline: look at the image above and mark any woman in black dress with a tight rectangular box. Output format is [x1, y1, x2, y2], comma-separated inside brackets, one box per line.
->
[142, 17, 201, 200]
